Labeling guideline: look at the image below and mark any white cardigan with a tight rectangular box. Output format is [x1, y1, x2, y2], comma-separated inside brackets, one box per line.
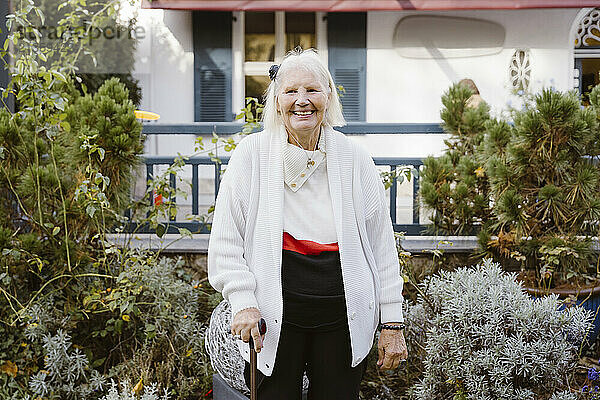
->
[208, 126, 404, 376]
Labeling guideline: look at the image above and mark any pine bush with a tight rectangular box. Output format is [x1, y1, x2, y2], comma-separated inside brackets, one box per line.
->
[481, 88, 600, 285]
[420, 83, 493, 235]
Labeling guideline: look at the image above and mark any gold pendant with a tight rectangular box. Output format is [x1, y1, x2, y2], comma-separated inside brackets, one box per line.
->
[307, 160, 315, 168]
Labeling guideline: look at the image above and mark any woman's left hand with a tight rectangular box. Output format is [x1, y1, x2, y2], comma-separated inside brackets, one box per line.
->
[377, 325, 408, 370]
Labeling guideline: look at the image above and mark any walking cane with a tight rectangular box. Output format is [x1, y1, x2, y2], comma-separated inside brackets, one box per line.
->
[248, 318, 267, 400]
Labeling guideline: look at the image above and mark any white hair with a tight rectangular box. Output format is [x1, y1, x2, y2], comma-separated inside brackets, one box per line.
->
[262, 48, 346, 133]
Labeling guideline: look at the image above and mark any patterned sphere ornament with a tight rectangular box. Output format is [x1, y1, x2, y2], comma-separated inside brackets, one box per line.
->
[205, 300, 309, 394]
[205, 300, 249, 394]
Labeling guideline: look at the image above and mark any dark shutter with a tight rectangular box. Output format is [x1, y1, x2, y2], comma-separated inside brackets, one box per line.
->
[327, 12, 366, 121]
[193, 11, 232, 122]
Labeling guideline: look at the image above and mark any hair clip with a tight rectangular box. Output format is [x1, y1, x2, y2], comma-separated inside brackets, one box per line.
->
[269, 64, 280, 81]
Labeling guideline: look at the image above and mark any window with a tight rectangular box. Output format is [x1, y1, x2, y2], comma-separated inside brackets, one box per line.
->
[242, 12, 319, 103]
[245, 75, 271, 102]
[285, 12, 316, 53]
[574, 9, 600, 105]
[579, 59, 600, 103]
[245, 12, 276, 62]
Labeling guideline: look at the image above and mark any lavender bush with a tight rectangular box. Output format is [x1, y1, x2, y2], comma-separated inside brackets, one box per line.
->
[410, 259, 592, 400]
[27, 330, 106, 399]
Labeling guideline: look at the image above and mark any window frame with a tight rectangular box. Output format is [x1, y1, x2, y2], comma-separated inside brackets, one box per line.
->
[231, 11, 328, 115]
[572, 8, 600, 96]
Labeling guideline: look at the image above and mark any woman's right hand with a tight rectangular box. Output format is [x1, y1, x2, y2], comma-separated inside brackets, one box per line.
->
[231, 307, 264, 353]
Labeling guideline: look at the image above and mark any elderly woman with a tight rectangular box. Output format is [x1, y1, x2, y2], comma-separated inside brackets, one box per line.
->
[208, 48, 407, 399]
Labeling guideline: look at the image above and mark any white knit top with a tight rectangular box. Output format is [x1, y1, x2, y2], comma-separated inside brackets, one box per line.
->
[208, 126, 404, 376]
[283, 131, 337, 244]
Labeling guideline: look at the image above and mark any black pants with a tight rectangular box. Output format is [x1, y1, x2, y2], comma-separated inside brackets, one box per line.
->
[244, 321, 368, 400]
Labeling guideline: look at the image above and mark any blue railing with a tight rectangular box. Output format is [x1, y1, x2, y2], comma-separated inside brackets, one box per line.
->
[141, 122, 444, 136]
[132, 123, 445, 235]
[136, 156, 427, 235]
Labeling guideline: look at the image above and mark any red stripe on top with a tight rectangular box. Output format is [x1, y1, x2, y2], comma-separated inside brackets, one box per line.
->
[283, 232, 339, 256]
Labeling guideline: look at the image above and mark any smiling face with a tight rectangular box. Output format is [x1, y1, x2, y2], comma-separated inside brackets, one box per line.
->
[276, 68, 330, 145]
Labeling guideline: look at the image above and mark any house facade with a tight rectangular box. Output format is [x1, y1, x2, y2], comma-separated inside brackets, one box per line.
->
[131, 1, 600, 160]
[109, 1, 600, 233]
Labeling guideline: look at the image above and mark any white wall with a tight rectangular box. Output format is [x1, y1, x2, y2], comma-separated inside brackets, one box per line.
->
[127, 5, 196, 156]
[366, 9, 581, 125]
[132, 8, 195, 124]
[360, 8, 582, 160]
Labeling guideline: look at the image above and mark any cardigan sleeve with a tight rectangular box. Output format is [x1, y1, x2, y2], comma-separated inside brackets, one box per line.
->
[207, 139, 259, 317]
[361, 150, 405, 324]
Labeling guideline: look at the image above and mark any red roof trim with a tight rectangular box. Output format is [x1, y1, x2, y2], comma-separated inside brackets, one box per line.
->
[141, 0, 600, 11]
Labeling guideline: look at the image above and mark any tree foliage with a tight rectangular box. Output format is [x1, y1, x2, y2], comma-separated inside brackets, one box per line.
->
[0, 2, 238, 398]
[422, 81, 600, 288]
[481, 88, 600, 287]
[11, 0, 142, 106]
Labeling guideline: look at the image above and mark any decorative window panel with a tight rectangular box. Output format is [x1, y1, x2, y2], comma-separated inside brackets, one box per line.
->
[575, 9, 600, 48]
[509, 49, 531, 92]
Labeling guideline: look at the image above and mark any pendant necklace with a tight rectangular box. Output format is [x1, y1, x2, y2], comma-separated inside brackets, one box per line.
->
[288, 129, 321, 169]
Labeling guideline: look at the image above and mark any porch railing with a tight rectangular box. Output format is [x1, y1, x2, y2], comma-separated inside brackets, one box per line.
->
[130, 123, 445, 236]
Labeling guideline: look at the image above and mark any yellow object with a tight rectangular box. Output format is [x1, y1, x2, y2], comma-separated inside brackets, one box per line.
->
[0, 360, 17, 377]
[133, 376, 144, 395]
[134, 110, 160, 120]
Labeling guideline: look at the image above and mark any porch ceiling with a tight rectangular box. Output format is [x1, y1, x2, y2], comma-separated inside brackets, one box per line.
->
[141, 0, 600, 11]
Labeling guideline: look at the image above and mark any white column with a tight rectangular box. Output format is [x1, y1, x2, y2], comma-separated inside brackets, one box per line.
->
[316, 11, 328, 68]
[275, 11, 285, 62]
[232, 11, 245, 118]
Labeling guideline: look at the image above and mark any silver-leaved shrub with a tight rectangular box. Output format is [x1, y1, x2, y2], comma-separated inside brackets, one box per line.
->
[410, 259, 592, 400]
[105, 255, 215, 397]
[28, 329, 106, 398]
[100, 380, 170, 400]
[550, 392, 578, 400]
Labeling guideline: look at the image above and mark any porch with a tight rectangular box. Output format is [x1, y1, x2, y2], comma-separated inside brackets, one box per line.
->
[114, 122, 481, 253]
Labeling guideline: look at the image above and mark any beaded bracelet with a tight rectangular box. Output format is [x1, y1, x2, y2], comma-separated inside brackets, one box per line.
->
[380, 323, 406, 331]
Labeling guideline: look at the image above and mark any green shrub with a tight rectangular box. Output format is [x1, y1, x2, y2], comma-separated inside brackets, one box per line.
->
[481, 88, 600, 286]
[100, 380, 170, 400]
[420, 83, 492, 235]
[91, 255, 216, 397]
